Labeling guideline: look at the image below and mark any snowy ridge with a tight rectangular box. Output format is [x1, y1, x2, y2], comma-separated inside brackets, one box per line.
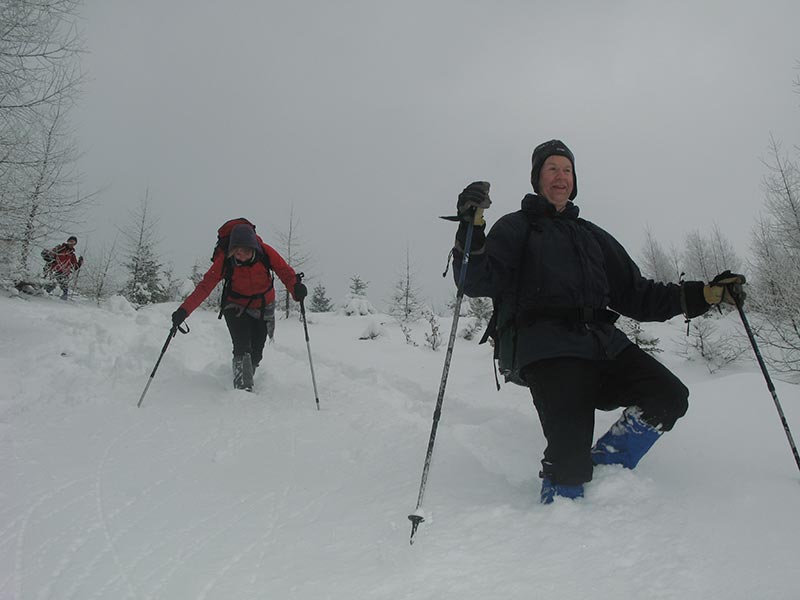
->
[1, 294, 799, 599]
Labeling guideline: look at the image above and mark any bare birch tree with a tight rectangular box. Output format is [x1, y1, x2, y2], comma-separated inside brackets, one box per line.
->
[639, 225, 677, 282]
[16, 103, 93, 274]
[748, 134, 800, 379]
[80, 236, 120, 305]
[274, 204, 313, 318]
[683, 226, 740, 282]
[0, 0, 87, 283]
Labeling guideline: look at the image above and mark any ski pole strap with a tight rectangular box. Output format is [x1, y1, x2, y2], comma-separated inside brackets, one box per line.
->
[515, 306, 619, 328]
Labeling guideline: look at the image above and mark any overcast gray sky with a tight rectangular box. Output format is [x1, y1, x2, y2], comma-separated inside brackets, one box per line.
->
[73, 0, 800, 308]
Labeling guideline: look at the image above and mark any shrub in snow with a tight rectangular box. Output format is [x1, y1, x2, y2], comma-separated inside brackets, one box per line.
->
[341, 295, 377, 316]
[618, 317, 662, 355]
[101, 294, 137, 316]
[399, 321, 418, 346]
[359, 320, 387, 340]
[677, 313, 748, 373]
[341, 274, 376, 316]
[309, 283, 334, 312]
[468, 296, 492, 322]
[4, 284, 22, 298]
[388, 259, 424, 324]
[178, 278, 196, 297]
[423, 309, 442, 351]
[459, 317, 485, 341]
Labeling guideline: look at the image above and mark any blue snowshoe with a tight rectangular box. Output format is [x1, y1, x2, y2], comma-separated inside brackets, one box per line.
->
[591, 407, 662, 469]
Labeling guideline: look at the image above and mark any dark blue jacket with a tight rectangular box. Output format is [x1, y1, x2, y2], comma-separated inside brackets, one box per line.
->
[454, 194, 686, 367]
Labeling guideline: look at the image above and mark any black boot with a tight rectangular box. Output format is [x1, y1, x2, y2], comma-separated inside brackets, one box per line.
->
[232, 353, 254, 391]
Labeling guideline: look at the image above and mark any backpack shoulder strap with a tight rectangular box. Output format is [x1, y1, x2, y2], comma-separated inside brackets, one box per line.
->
[479, 212, 540, 389]
[479, 213, 537, 345]
[217, 256, 234, 319]
[257, 246, 272, 272]
[216, 251, 274, 320]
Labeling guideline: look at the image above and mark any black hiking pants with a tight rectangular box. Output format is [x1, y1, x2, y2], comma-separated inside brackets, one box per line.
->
[521, 344, 689, 486]
[223, 309, 268, 368]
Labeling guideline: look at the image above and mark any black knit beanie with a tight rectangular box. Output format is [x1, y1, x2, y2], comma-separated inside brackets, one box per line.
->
[228, 224, 260, 250]
[530, 139, 577, 200]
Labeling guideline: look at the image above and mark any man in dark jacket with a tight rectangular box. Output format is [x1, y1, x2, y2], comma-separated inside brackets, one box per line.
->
[452, 139, 745, 503]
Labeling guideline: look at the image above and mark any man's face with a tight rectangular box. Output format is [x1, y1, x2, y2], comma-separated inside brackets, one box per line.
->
[538, 155, 574, 211]
[67, 240, 77, 248]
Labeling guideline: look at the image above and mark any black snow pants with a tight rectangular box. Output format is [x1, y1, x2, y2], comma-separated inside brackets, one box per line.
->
[223, 308, 269, 368]
[521, 344, 689, 486]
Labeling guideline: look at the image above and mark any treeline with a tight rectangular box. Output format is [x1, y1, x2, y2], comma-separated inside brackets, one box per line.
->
[1, 5, 798, 377]
[634, 130, 800, 380]
[0, 1, 92, 280]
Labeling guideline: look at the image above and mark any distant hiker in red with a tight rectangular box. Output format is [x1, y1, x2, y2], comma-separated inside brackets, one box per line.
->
[171, 220, 307, 391]
[42, 236, 83, 299]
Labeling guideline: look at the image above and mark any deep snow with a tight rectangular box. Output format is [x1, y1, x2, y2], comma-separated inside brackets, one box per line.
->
[2, 292, 799, 599]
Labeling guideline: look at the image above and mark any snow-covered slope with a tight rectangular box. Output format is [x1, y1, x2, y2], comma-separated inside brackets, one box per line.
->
[2, 293, 799, 599]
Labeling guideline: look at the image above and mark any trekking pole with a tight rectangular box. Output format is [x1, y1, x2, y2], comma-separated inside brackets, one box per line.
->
[70, 242, 85, 299]
[137, 323, 189, 408]
[408, 212, 478, 545]
[67, 264, 81, 300]
[297, 273, 320, 411]
[730, 287, 800, 474]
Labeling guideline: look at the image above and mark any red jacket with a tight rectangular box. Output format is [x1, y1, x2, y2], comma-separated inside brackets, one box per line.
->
[180, 242, 298, 315]
[45, 244, 81, 276]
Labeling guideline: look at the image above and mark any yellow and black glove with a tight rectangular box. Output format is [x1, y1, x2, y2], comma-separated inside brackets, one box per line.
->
[456, 181, 491, 226]
[453, 181, 491, 254]
[704, 270, 746, 306]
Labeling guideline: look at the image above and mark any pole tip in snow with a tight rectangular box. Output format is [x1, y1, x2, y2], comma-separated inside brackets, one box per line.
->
[408, 511, 425, 544]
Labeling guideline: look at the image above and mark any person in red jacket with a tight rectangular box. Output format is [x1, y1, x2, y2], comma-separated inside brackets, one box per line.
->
[171, 223, 307, 391]
[42, 236, 83, 299]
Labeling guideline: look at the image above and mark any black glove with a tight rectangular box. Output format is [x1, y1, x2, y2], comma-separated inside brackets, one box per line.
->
[455, 221, 486, 255]
[293, 282, 307, 302]
[704, 270, 746, 306]
[681, 281, 708, 318]
[172, 307, 188, 327]
[457, 181, 491, 225]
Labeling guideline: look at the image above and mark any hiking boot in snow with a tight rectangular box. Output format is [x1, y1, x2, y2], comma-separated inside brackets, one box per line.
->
[267, 319, 275, 342]
[540, 478, 584, 504]
[232, 353, 254, 391]
[591, 407, 662, 469]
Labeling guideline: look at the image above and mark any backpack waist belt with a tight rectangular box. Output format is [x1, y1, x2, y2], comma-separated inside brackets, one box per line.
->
[516, 306, 619, 328]
[227, 285, 272, 301]
[225, 284, 274, 318]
